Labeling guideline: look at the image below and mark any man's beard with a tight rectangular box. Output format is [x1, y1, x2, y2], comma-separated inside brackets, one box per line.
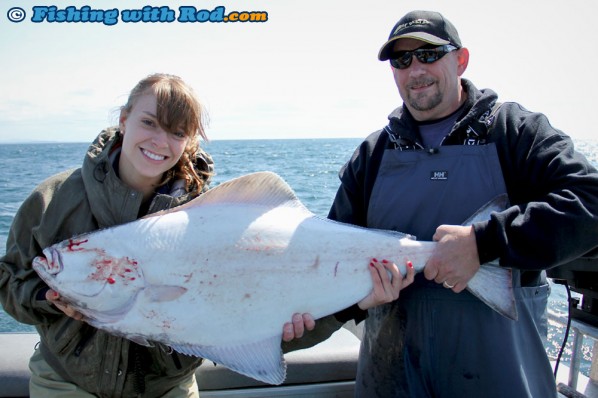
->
[407, 89, 443, 112]
[405, 78, 443, 112]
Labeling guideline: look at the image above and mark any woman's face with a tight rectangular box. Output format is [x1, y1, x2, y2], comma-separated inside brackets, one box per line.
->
[118, 92, 189, 196]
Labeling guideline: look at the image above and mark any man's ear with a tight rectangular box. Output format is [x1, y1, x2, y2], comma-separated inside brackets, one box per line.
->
[456, 47, 469, 76]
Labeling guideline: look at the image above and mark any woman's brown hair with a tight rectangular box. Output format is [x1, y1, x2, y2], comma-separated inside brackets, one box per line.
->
[121, 73, 211, 195]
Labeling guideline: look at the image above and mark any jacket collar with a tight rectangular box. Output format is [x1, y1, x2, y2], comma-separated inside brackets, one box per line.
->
[386, 79, 499, 148]
[81, 127, 143, 228]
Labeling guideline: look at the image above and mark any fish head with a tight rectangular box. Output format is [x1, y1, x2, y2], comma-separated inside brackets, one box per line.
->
[32, 237, 146, 315]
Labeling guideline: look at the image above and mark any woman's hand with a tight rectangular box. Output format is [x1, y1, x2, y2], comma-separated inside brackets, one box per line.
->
[357, 258, 415, 310]
[281, 258, 415, 342]
[46, 289, 84, 320]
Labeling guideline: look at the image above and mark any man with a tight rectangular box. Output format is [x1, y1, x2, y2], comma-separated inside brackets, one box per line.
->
[328, 10, 598, 397]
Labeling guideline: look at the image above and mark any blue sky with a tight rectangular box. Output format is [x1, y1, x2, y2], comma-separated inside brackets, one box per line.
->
[0, 0, 596, 142]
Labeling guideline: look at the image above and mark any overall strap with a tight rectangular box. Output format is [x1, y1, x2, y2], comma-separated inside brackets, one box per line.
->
[484, 101, 504, 135]
[463, 101, 503, 145]
[361, 130, 395, 215]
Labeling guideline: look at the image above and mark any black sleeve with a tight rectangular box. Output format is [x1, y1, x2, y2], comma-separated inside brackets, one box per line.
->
[474, 103, 598, 270]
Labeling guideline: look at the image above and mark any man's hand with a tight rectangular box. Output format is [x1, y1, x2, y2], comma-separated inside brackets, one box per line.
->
[423, 225, 480, 292]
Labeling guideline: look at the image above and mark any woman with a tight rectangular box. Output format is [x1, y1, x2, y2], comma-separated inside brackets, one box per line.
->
[0, 73, 412, 397]
[0, 73, 216, 396]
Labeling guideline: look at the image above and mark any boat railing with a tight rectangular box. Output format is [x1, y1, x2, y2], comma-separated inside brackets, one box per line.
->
[549, 311, 598, 397]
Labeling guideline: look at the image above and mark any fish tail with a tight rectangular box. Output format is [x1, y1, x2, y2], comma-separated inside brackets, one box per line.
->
[466, 264, 518, 320]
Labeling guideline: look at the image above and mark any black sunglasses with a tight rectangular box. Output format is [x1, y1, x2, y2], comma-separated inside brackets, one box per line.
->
[389, 45, 458, 69]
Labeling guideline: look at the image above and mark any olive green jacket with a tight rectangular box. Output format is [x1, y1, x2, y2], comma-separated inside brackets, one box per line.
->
[0, 128, 213, 397]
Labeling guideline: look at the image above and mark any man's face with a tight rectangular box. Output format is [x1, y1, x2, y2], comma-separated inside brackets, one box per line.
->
[390, 38, 469, 121]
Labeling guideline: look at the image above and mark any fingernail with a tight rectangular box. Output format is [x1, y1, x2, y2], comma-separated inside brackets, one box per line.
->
[382, 259, 389, 264]
[372, 258, 378, 262]
[369, 262, 375, 267]
[407, 261, 413, 268]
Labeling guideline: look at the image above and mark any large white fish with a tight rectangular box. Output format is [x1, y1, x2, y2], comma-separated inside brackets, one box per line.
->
[32, 172, 516, 385]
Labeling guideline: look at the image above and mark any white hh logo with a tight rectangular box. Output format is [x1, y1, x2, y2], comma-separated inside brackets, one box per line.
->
[430, 171, 448, 180]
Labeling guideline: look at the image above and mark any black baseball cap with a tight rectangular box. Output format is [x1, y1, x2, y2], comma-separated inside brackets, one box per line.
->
[378, 11, 462, 61]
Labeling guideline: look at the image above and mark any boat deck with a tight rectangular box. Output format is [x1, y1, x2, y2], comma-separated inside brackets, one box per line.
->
[1, 327, 596, 398]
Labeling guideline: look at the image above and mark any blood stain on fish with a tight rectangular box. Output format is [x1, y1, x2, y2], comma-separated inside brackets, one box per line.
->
[67, 239, 89, 252]
[88, 254, 141, 285]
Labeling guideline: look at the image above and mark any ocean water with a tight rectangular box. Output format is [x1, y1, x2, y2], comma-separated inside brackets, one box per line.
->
[1, 138, 597, 374]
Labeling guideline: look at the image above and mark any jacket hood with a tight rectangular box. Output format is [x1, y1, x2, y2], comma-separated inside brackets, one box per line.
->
[81, 127, 143, 228]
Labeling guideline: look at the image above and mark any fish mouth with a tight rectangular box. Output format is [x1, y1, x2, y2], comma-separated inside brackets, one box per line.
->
[32, 248, 63, 276]
[31, 249, 106, 299]
[46, 248, 63, 275]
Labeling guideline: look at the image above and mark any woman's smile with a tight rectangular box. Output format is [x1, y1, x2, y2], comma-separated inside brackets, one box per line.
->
[141, 148, 167, 162]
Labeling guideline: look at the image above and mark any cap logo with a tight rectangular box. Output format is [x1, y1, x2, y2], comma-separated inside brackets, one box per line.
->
[393, 18, 430, 35]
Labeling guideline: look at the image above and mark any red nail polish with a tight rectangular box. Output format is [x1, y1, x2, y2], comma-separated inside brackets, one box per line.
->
[382, 259, 389, 264]
[407, 261, 413, 268]
[373, 258, 378, 262]
[369, 262, 375, 267]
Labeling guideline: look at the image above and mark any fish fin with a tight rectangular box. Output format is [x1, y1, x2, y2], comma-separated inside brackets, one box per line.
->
[170, 335, 286, 385]
[148, 172, 311, 218]
[461, 193, 510, 226]
[198, 171, 307, 209]
[466, 263, 518, 320]
[144, 285, 187, 302]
